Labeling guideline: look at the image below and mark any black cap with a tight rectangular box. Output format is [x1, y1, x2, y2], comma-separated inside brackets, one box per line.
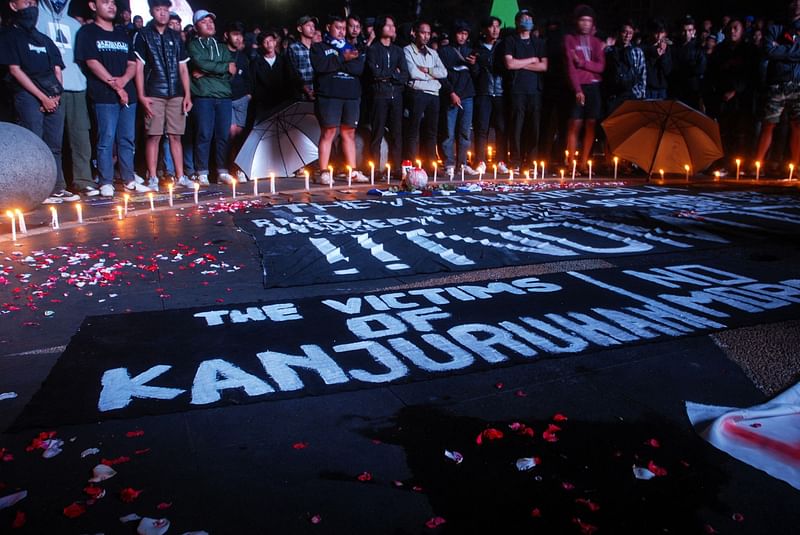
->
[148, 0, 172, 8]
[296, 15, 319, 27]
[452, 19, 471, 34]
[515, 9, 532, 23]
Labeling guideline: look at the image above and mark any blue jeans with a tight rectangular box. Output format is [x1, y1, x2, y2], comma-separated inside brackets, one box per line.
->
[14, 90, 66, 191]
[442, 97, 473, 167]
[161, 137, 175, 175]
[93, 102, 136, 185]
[192, 97, 231, 176]
[646, 89, 668, 100]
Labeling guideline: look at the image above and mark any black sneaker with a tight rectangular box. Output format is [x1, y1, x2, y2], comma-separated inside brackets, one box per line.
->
[50, 189, 80, 202]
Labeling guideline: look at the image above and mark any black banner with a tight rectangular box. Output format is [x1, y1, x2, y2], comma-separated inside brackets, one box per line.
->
[10, 261, 800, 430]
[235, 186, 800, 287]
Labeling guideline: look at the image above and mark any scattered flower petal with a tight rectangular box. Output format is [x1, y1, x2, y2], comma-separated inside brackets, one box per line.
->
[494, 382, 504, 389]
[530, 507, 542, 518]
[703, 523, 718, 534]
[647, 461, 668, 477]
[732, 512, 744, 522]
[136, 517, 170, 535]
[356, 472, 372, 482]
[101, 455, 131, 466]
[309, 514, 322, 524]
[83, 485, 105, 499]
[572, 517, 598, 534]
[575, 498, 601, 512]
[632, 465, 656, 480]
[475, 428, 504, 445]
[120, 487, 143, 503]
[562, 482, 575, 490]
[515, 457, 540, 471]
[89, 464, 117, 483]
[292, 442, 309, 450]
[645, 438, 661, 448]
[80, 447, 100, 458]
[157, 502, 172, 510]
[0, 392, 18, 401]
[12, 510, 26, 528]
[125, 430, 145, 438]
[120, 513, 142, 523]
[444, 450, 464, 464]
[425, 516, 447, 529]
[0, 490, 27, 511]
[553, 413, 569, 422]
[63, 502, 86, 518]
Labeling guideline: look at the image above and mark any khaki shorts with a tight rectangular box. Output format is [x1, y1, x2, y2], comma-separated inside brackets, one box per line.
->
[145, 96, 186, 136]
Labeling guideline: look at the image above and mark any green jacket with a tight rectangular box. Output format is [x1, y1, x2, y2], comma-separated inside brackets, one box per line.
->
[187, 36, 233, 98]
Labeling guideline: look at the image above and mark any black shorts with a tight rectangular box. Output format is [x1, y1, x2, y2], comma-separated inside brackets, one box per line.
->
[315, 96, 360, 128]
[570, 83, 602, 120]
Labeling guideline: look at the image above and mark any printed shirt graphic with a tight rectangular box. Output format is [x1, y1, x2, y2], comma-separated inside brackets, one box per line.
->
[35, 2, 87, 91]
[0, 26, 64, 94]
[75, 23, 137, 104]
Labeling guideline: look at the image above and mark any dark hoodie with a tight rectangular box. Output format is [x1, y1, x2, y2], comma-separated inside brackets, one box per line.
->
[438, 41, 478, 98]
[310, 35, 365, 99]
[365, 40, 409, 99]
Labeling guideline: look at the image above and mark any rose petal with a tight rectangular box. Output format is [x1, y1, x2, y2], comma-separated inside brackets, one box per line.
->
[645, 438, 661, 448]
[515, 457, 539, 471]
[632, 465, 656, 480]
[647, 460, 668, 477]
[425, 516, 447, 529]
[530, 507, 542, 518]
[125, 430, 145, 438]
[356, 472, 372, 482]
[12, 510, 26, 528]
[120, 487, 143, 503]
[310, 514, 322, 524]
[575, 498, 601, 512]
[444, 450, 464, 464]
[292, 442, 309, 450]
[553, 413, 569, 422]
[63, 502, 86, 518]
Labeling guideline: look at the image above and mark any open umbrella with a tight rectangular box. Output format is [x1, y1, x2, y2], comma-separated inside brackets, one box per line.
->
[235, 101, 320, 179]
[602, 100, 723, 177]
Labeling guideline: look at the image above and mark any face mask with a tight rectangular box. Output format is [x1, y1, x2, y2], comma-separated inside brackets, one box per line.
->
[16, 6, 39, 32]
[519, 19, 534, 32]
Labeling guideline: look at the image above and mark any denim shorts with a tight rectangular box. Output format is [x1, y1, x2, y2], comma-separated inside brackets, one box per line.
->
[231, 95, 250, 128]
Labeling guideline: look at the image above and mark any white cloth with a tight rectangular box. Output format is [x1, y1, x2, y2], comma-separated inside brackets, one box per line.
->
[686, 381, 800, 490]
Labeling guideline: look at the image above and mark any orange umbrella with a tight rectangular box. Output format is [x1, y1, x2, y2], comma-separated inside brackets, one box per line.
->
[602, 100, 723, 177]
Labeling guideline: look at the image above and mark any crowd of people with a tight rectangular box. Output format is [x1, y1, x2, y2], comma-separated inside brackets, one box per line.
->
[1, 0, 798, 205]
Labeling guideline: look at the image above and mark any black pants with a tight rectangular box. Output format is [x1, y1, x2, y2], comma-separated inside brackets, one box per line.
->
[508, 92, 542, 167]
[404, 90, 439, 162]
[370, 96, 403, 169]
[473, 94, 506, 164]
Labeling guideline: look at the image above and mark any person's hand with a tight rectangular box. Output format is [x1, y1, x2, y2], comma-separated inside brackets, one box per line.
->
[192, 70, 204, 79]
[576, 91, 586, 106]
[450, 92, 462, 108]
[419, 66, 429, 74]
[107, 77, 121, 90]
[117, 87, 129, 106]
[657, 40, 667, 55]
[228, 62, 237, 75]
[39, 94, 58, 113]
[140, 96, 154, 118]
[606, 36, 616, 47]
[466, 53, 477, 65]
[572, 50, 584, 67]
[343, 49, 360, 61]
[182, 96, 193, 114]
[303, 86, 315, 100]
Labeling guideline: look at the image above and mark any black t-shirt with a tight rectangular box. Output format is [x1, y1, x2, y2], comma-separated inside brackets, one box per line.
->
[75, 23, 137, 104]
[0, 26, 65, 94]
[503, 33, 547, 94]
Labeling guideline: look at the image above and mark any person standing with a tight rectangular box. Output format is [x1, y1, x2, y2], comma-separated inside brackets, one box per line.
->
[563, 4, 605, 173]
[187, 9, 235, 186]
[365, 15, 408, 172]
[310, 15, 369, 184]
[224, 21, 250, 182]
[439, 19, 479, 178]
[669, 15, 706, 110]
[287, 15, 316, 102]
[0, 0, 80, 203]
[250, 29, 291, 121]
[403, 20, 447, 166]
[503, 9, 547, 173]
[643, 19, 672, 100]
[473, 16, 508, 172]
[36, 0, 96, 197]
[604, 20, 647, 113]
[75, 0, 138, 197]
[133, 0, 192, 191]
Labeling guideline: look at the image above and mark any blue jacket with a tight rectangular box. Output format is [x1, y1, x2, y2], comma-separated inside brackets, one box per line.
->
[764, 21, 800, 84]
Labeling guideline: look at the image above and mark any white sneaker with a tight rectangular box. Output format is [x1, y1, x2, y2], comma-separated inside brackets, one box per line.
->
[497, 161, 510, 174]
[475, 161, 487, 174]
[134, 173, 145, 184]
[350, 170, 369, 183]
[100, 184, 115, 197]
[147, 177, 160, 192]
[445, 166, 455, 180]
[176, 175, 194, 188]
[218, 173, 235, 185]
[315, 171, 333, 185]
[125, 180, 152, 193]
[463, 164, 480, 176]
[197, 174, 210, 186]
[236, 170, 248, 183]
[42, 196, 63, 204]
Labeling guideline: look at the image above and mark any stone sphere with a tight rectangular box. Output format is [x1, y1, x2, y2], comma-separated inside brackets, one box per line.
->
[0, 122, 57, 213]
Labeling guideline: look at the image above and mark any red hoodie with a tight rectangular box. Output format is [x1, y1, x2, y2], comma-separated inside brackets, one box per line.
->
[563, 32, 606, 94]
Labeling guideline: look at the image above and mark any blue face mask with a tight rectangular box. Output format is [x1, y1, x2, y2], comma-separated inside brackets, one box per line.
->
[519, 19, 534, 32]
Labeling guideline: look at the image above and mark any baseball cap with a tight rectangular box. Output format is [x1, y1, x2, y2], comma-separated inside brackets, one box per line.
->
[193, 9, 216, 26]
[148, 0, 172, 8]
[296, 15, 319, 27]
[515, 9, 533, 22]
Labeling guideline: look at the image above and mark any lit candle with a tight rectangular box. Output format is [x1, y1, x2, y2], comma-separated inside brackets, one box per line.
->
[684, 164, 690, 181]
[433, 162, 438, 182]
[328, 165, 334, 189]
[117, 205, 123, 220]
[493, 164, 497, 180]
[232, 180, 237, 199]
[14, 209, 26, 233]
[564, 149, 569, 164]
[167, 184, 173, 207]
[533, 165, 537, 180]
[76, 203, 83, 224]
[613, 156, 619, 180]
[588, 160, 593, 180]
[415, 159, 422, 169]
[6, 211, 15, 242]
[369, 161, 374, 185]
[790, 163, 795, 180]
[148, 192, 155, 210]
[560, 168, 565, 180]
[50, 206, 59, 229]
[123, 193, 130, 215]
[268, 173, 275, 194]
[540, 161, 546, 178]
[525, 170, 530, 180]
[714, 171, 720, 181]
[488, 146, 493, 161]
[478, 170, 483, 182]
[509, 169, 514, 181]
[386, 163, 391, 184]
[304, 170, 310, 190]
[735, 158, 741, 180]
[659, 169, 665, 181]
[572, 159, 577, 181]
[755, 161, 761, 180]
[193, 182, 199, 204]
[461, 165, 465, 182]
[253, 175, 259, 196]
[467, 150, 472, 164]
[346, 165, 352, 188]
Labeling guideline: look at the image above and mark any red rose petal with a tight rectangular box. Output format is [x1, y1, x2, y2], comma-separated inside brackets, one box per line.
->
[476, 428, 504, 445]
[553, 413, 569, 422]
[101, 455, 131, 466]
[575, 498, 601, 512]
[83, 485, 105, 499]
[310, 514, 322, 524]
[515, 389, 528, 397]
[292, 442, 309, 450]
[703, 523, 718, 534]
[572, 517, 598, 534]
[425, 516, 447, 529]
[157, 502, 172, 510]
[647, 460, 668, 477]
[63, 502, 86, 518]
[357, 471, 372, 482]
[12, 510, 26, 528]
[732, 512, 744, 522]
[120, 487, 142, 503]
[530, 507, 542, 518]
[125, 430, 145, 438]
[645, 438, 661, 448]
[494, 382, 504, 389]
[562, 482, 575, 491]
